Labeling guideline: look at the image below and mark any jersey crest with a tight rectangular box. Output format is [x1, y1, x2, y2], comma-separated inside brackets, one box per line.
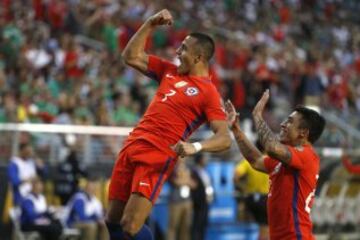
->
[184, 87, 199, 96]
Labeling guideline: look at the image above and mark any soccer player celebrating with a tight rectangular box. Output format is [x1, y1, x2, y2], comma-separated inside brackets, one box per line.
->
[226, 90, 326, 240]
[105, 9, 231, 240]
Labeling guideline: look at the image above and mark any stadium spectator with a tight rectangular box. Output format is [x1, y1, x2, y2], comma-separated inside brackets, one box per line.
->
[190, 153, 214, 240]
[54, 136, 88, 205]
[167, 159, 194, 240]
[20, 177, 63, 240]
[7, 142, 47, 205]
[65, 176, 108, 240]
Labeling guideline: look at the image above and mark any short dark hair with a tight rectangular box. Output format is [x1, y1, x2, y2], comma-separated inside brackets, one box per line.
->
[294, 106, 326, 144]
[189, 32, 215, 61]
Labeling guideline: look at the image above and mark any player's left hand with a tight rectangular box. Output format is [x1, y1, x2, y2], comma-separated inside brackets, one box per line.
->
[225, 99, 239, 129]
[174, 141, 197, 157]
[252, 89, 270, 119]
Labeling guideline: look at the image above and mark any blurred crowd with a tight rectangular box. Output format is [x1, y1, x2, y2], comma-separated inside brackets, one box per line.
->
[6, 139, 217, 240]
[1, 0, 360, 131]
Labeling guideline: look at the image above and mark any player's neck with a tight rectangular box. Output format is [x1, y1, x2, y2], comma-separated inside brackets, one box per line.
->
[188, 63, 209, 78]
[294, 139, 311, 147]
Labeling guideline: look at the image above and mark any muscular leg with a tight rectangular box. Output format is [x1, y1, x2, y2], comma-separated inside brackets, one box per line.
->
[106, 194, 153, 239]
[120, 193, 153, 236]
[106, 199, 126, 223]
[105, 200, 127, 239]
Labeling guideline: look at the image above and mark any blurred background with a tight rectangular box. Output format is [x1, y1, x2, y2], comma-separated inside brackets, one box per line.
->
[0, 0, 360, 239]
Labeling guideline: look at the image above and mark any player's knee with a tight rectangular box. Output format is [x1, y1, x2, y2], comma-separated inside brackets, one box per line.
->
[120, 215, 143, 236]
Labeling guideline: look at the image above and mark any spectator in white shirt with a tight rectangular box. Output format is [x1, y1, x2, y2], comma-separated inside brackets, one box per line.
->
[65, 176, 108, 240]
[7, 143, 47, 205]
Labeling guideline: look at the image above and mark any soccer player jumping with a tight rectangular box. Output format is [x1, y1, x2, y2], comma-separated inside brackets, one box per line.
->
[226, 90, 326, 240]
[105, 9, 231, 239]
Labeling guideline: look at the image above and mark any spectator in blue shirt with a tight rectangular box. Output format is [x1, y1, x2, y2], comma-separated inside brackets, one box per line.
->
[7, 143, 47, 205]
[66, 176, 108, 240]
[20, 177, 62, 240]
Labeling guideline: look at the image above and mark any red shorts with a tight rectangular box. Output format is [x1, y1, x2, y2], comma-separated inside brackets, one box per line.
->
[108, 140, 177, 204]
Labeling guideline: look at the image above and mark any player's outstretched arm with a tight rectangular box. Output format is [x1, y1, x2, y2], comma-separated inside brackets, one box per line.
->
[225, 100, 267, 173]
[202, 120, 232, 152]
[252, 90, 292, 165]
[121, 9, 173, 74]
[174, 120, 231, 157]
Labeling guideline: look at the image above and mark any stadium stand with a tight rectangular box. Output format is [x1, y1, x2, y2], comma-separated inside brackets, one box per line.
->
[1, 0, 360, 239]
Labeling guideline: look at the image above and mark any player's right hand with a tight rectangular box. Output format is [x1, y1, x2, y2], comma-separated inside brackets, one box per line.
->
[147, 9, 173, 26]
[173, 141, 197, 157]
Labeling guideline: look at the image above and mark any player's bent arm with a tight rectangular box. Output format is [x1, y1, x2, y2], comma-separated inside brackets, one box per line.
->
[231, 124, 267, 173]
[121, 21, 152, 74]
[253, 116, 292, 165]
[199, 120, 231, 152]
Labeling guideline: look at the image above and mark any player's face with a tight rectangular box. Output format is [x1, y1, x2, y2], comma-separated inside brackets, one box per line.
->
[176, 36, 197, 74]
[279, 111, 304, 145]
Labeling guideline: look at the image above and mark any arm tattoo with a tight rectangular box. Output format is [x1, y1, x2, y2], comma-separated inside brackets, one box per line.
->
[254, 117, 292, 164]
[255, 119, 278, 148]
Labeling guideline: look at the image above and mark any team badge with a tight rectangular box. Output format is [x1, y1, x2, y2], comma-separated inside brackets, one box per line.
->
[184, 87, 199, 96]
[175, 81, 188, 88]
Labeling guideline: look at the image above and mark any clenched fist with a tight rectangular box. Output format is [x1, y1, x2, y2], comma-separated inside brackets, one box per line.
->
[174, 141, 198, 157]
[147, 9, 173, 26]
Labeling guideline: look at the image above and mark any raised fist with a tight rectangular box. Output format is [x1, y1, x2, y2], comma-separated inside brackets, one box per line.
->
[147, 9, 173, 26]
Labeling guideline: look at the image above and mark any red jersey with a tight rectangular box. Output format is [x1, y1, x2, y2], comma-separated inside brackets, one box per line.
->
[264, 145, 319, 240]
[124, 55, 226, 158]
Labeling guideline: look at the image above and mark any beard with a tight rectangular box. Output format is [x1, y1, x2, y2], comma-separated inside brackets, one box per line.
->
[177, 63, 189, 74]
